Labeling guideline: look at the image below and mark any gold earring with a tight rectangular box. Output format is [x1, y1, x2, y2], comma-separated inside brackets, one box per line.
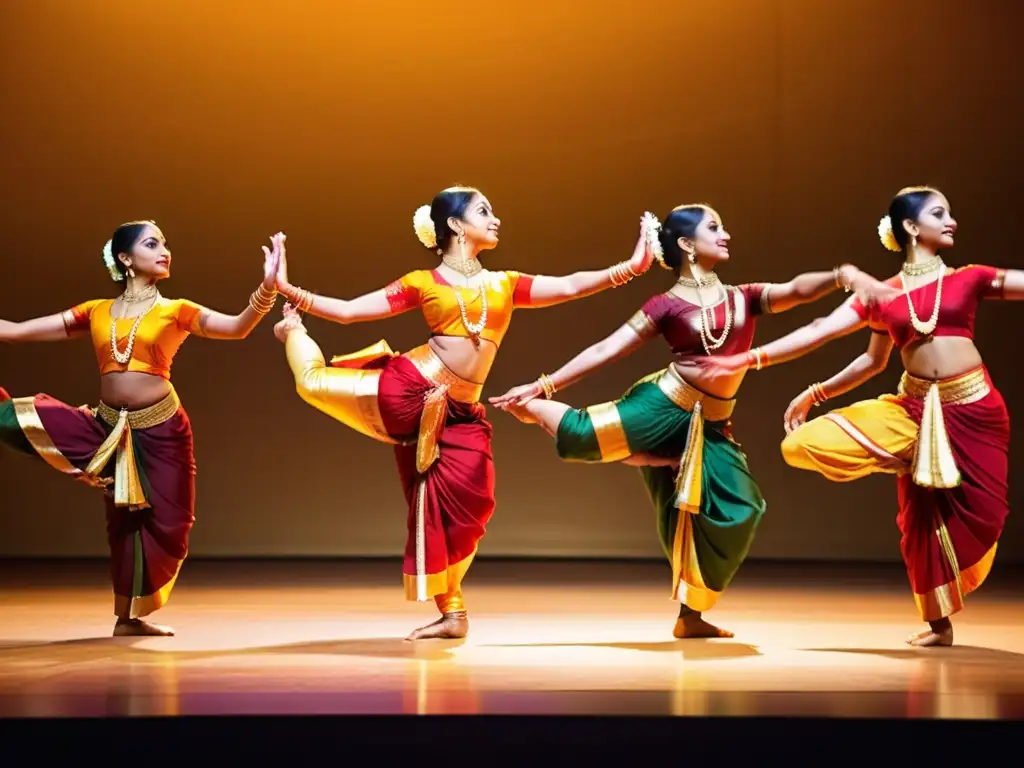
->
[127, 266, 135, 278]
[458, 231, 465, 245]
[688, 252, 696, 264]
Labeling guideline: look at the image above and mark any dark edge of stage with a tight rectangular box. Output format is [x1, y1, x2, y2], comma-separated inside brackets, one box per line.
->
[0, 716, 1016, 758]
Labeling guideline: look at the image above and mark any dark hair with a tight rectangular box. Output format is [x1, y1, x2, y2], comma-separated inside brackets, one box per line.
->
[657, 204, 715, 273]
[887, 187, 939, 252]
[427, 186, 479, 253]
[107, 220, 155, 279]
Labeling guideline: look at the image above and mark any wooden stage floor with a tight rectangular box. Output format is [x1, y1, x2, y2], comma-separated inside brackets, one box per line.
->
[1, 558, 1023, 757]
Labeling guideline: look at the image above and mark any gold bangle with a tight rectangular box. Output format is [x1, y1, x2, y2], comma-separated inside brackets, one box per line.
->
[287, 286, 314, 313]
[833, 266, 852, 293]
[608, 261, 637, 287]
[249, 285, 278, 315]
[808, 382, 828, 406]
[752, 347, 764, 371]
[538, 373, 556, 399]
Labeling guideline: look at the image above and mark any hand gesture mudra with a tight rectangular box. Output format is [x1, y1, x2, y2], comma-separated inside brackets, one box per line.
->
[489, 381, 545, 410]
[783, 388, 815, 434]
[262, 232, 284, 290]
[629, 222, 656, 276]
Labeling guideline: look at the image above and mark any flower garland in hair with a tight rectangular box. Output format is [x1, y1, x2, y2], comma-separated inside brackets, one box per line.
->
[413, 205, 437, 251]
[877, 215, 901, 253]
[641, 211, 671, 270]
[103, 240, 125, 281]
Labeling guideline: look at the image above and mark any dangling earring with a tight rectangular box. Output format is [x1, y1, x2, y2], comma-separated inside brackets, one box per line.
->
[127, 265, 135, 279]
[457, 231, 466, 245]
[688, 252, 696, 264]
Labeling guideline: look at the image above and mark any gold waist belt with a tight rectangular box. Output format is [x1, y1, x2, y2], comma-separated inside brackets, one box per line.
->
[402, 345, 483, 475]
[657, 366, 736, 422]
[898, 368, 988, 490]
[89, 389, 181, 510]
[404, 345, 484, 404]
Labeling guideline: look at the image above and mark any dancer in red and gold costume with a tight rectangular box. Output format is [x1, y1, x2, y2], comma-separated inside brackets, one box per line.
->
[684, 186, 1019, 646]
[271, 185, 655, 640]
[0, 222, 282, 636]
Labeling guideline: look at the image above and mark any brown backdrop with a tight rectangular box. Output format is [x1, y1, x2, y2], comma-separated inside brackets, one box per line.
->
[2, 0, 1021, 562]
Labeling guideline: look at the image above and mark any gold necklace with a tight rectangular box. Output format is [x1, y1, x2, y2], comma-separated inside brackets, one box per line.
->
[901, 256, 942, 277]
[442, 253, 483, 277]
[110, 294, 160, 365]
[676, 272, 720, 289]
[900, 260, 944, 337]
[122, 283, 159, 303]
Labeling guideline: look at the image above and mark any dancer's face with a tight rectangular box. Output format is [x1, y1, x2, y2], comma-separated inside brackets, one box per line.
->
[119, 223, 172, 280]
[905, 192, 957, 251]
[685, 209, 731, 264]
[451, 193, 501, 252]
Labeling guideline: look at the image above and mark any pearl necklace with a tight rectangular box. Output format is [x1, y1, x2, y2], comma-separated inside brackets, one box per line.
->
[680, 272, 733, 353]
[900, 258, 944, 337]
[453, 283, 487, 339]
[110, 295, 160, 365]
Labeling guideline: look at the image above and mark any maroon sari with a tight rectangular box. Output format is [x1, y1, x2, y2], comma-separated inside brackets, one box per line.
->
[0, 391, 195, 618]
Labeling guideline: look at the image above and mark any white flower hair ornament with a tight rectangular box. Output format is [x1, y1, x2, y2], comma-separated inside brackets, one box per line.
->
[877, 215, 901, 253]
[103, 240, 125, 282]
[641, 211, 671, 270]
[413, 205, 438, 251]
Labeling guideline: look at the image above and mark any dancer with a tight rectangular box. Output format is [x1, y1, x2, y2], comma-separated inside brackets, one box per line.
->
[489, 204, 893, 638]
[0, 221, 282, 636]
[680, 186, 1018, 646]
[271, 185, 655, 641]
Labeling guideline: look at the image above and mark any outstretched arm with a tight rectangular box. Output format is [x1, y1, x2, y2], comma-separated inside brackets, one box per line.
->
[985, 268, 1024, 300]
[517, 224, 656, 309]
[489, 322, 648, 408]
[0, 313, 75, 343]
[273, 237, 414, 326]
[783, 332, 893, 433]
[752, 298, 869, 368]
[188, 235, 284, 340]
[762, 264, 893, 314]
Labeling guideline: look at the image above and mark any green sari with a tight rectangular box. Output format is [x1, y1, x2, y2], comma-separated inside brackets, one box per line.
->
[555, 366, 765, 611]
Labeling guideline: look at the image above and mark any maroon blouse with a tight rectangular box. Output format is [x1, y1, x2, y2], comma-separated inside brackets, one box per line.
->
[628, 283, 769, 356]
[849, 264, 1005, 349]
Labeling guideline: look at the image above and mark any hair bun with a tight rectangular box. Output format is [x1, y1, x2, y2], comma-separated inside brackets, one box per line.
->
[877, 215, 901, 252]
[102, 239, 125, 282]
[413, 205, 437, 249]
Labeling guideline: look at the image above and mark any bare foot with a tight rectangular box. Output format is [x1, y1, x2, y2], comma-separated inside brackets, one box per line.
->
[405, 611, 469, 641]
[906, 627, 953, 647]
[113, 618, 175, 637]
[673, 615, 735, 639]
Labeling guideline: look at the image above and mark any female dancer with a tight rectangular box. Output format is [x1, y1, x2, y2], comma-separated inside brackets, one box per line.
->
[270, 185, 655, 641]
[489, 204, 892, 638]
[0, 221, 282, 636]
[679, 186, 1018, 647]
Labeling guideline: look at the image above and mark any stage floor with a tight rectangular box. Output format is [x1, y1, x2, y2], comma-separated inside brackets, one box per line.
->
[1, 558, 1023, 720]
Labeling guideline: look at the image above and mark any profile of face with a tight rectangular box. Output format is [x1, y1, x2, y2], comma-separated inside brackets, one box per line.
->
[450, 193, 501, 252]
[681, 208, 731, 264]
[119, 223, 172, 280]
[904, 192, 957, 251]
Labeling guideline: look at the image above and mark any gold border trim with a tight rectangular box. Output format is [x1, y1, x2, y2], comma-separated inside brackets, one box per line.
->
[585, 401, 631, 462]
[673, 511, 722, 611]
[11, 397, 88, 478]
[404, 549, 477, 602]
[899, 367, 989, 405]
[913, 543, 997, 621]
[657, 367, 735, 422]
[114, 556, 186, 619]
[404, 344, 483, 403]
